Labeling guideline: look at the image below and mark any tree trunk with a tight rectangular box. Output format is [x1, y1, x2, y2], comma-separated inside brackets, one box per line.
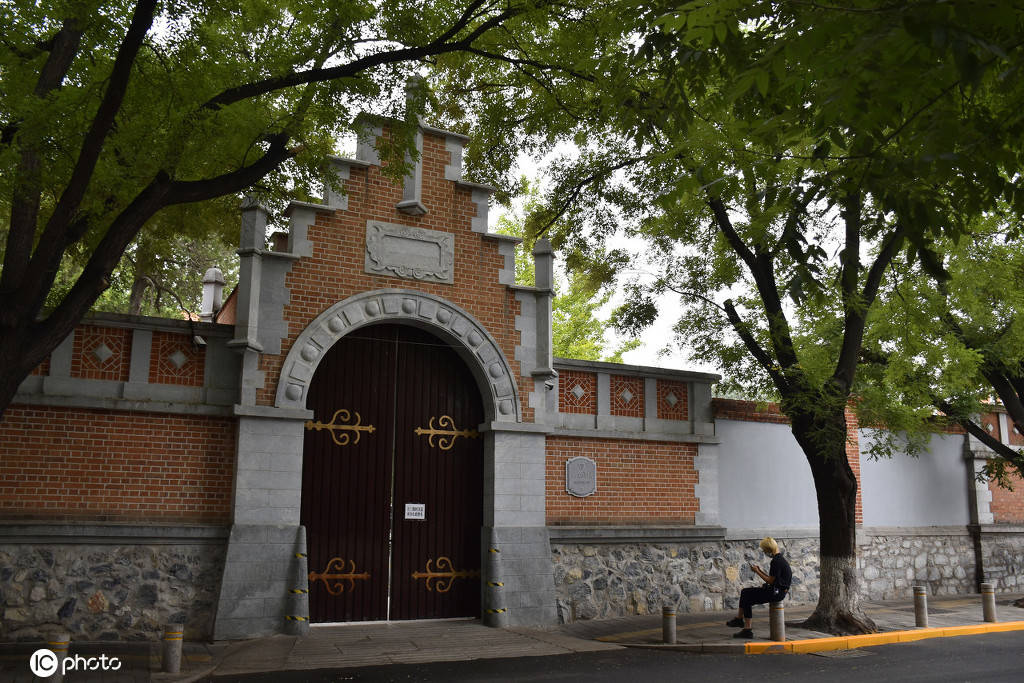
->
[0, 326, 56, 422]
[791, 406, 877, 634]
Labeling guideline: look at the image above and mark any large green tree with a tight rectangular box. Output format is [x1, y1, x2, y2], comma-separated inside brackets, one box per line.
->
[0, 0, 581, 418]
[495, 184, 640, 362]
[443, 0, 1024, 632]
[862, 218, 1024, 486]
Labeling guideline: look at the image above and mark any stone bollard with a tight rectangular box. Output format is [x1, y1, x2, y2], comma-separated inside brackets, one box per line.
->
[162, 623, 184, 674]
[45, 631, 70, 682]
[981, 582, 998, 623]
[913, 586, 929, 628]
[662, 605, 677, 644]
[770, 602, 786, 642]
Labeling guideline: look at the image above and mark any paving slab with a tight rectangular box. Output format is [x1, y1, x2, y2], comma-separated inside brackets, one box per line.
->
[5, 593, 1023, 680]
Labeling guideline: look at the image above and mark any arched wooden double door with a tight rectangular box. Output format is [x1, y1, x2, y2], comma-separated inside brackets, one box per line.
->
[301, 324, 484, 622]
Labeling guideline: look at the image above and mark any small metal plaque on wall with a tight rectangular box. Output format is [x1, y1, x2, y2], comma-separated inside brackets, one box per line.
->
[565, 456, 597, 497]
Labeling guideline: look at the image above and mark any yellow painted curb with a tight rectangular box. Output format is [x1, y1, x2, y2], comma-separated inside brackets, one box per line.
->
[745, 620, 1024, 655]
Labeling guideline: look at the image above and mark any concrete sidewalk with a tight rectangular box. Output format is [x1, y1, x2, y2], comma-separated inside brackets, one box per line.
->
[556, 592, 1024, 654]
[160, 619, 621, 682]
[3, 593, 1022, 681]
[172, 592, 1024, 679]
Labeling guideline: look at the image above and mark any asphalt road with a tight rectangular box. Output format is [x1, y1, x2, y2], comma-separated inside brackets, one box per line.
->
[207, 631, 1024, 683]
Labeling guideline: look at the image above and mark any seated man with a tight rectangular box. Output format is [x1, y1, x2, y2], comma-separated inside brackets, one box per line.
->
[726, 536, 792, 639]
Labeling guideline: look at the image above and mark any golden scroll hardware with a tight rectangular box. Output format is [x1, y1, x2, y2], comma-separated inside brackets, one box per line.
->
[305, 409, 375, 446]
[411, 556, 480, 593]
[413, 415, 480, 451]
[308, 558, 370, 595]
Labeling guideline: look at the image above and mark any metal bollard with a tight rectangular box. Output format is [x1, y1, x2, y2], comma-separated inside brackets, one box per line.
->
[662, 605, 677, 644]
[981, 582, 998, 623]
[769, 602, 786, 642]
[162, 623, 184, 674]
[913, 586, 929, 628]
[46, 631, 70, 683]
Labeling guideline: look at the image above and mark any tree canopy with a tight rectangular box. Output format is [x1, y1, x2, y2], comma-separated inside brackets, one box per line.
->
[494, 183, 641, 363]
[0, 0, 584, 416]
[440, 0, 1024, 632]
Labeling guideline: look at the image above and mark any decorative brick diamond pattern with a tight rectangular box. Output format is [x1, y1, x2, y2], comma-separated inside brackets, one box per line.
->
[92, 343, 113, 363]
[168, 350, 188, 370]
[149, 331, 205, 386]
[71, 326, 131, 382]
[559, 370, 597, 414]
[610, 375, 644, 418]
[656, 380, 689, 420]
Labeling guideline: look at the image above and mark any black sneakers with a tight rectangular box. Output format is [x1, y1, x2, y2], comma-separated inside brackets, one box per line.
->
[725, 617, 744, 628]
[732, 629, 754, 639]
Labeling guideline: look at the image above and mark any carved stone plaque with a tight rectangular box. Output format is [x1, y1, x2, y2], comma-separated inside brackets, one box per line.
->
[365, 220, 454, 284]
[566, 456, 597, 497]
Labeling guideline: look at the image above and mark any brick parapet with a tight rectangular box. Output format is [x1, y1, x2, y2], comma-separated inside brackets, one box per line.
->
[711, 398, 789, 424]
[0, 406, 235, 523]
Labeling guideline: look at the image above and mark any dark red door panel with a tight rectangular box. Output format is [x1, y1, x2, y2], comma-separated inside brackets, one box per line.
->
[302, 324, 483, 622]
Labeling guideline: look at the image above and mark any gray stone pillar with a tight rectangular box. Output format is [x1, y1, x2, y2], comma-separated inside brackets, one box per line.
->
[229, 198, 270, 406]
[214, 410, 311, 639]
[200, 267, 225, 322]
[531, 239, 555, 383]
[481, 424, 556, 626]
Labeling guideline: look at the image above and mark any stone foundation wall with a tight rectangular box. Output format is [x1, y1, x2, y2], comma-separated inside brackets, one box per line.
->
[855, 530, 975, 601]
[552, 528, 1024, 623]
[551, 537, 821, 622]
[0, 526, 226, 641]
[980, 527, 1024, 591]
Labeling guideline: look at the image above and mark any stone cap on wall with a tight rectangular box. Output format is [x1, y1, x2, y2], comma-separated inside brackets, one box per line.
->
[553, 357, 720, 383]
[548, 525, 727, 543]
[71, 311, 233, 336]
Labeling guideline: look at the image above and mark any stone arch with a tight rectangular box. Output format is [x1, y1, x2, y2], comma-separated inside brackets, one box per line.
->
[275, 289, 521, 422]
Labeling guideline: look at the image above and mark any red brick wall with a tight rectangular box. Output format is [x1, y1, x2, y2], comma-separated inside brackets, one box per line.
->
[559, 371, 597, 415]
[546, 436, 699, 524]
[71, 326, 131, 382]
[0, 406, 235, 523]
[845, 406, 864, 525]
[979, 412, 1002, 442]
[30, 356, 49, 376]
[656, 380, 688, 420]
[148, 331, 205, 386]
[1008, 417, 1024, 446]
[610, 375, 644, 418]
[257, 128, 531, 420]
[711, 398, 789, 424]
[990, 471, 1024, 523]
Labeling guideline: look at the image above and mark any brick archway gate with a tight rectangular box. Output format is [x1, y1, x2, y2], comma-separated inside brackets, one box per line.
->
[301, 323, 484, 622]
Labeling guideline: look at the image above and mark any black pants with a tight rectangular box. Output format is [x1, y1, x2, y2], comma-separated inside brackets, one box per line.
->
[739, 586, 785, 618]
